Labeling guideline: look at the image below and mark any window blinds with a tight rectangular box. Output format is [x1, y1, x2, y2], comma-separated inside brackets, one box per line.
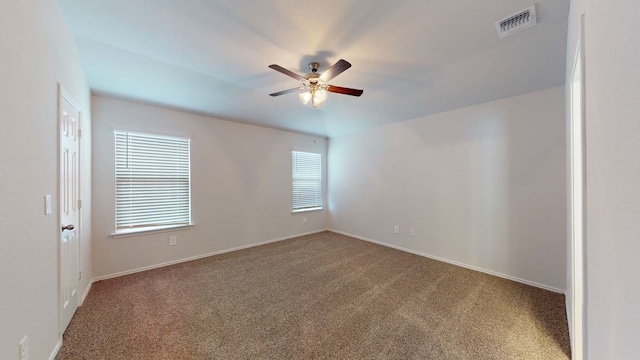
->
[115, 131, 191, 230]
[292, 151, 322, 211]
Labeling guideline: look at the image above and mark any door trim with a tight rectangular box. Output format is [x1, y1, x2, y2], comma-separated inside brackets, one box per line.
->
[57, 83, 82, 335]
[568, 14, 587, 360]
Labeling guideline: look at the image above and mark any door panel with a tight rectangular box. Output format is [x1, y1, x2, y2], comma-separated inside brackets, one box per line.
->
[59, 87, 80, 333]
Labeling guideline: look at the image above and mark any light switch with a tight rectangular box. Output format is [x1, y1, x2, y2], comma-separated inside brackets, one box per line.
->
[44, 195, 52, 215]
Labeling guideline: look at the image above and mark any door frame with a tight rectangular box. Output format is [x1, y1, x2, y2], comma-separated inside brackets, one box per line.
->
[568, 14, 587, 360]
[57, 83, 82, 335]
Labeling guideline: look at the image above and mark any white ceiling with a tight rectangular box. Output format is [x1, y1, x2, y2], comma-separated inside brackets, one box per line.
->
[58, 0, 569, 137]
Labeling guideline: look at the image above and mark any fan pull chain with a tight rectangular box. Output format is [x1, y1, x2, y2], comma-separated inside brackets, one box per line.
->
[314, 107, 319, 144]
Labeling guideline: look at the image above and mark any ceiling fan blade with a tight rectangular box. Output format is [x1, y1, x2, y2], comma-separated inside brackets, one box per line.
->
[269, 87, 305, 97]
[327, 85, 363, 97]
[268, 64, 307, 82]
[319, 59, 352, 82]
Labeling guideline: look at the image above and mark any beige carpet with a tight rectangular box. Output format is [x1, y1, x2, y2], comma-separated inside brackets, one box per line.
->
[56, 231, 570, 359]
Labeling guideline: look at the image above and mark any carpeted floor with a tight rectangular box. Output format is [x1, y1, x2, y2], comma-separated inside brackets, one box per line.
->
[56, 231, 570, 359]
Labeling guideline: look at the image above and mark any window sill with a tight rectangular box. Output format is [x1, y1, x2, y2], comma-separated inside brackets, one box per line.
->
[110, 224, 194, 238]
[291, 207, 323, 214]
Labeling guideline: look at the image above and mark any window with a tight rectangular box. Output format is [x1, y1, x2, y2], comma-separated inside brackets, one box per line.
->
[114, 131, 191, 234]
[292, 150, 322, 212]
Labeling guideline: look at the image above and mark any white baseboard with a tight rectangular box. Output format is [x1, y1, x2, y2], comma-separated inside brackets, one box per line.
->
[93, 229, 329, 282]
[328, 229, 564, 294]
[48, 338, 62, 360]
[79, 280, 93, 306]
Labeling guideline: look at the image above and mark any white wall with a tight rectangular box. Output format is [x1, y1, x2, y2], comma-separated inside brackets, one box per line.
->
[328, 87, 566, 291]
[91, 95, 327, 278]
[567, 0, 640, 358]
[0, 1, 92, 359]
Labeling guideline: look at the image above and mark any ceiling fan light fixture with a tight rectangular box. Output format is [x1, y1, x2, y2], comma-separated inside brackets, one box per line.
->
[312, 89, 328, 108]
[314, 89, 328, 103]
[299, 91, 312, 105]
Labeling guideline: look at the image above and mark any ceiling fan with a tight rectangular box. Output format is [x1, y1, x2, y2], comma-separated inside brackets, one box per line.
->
[268, 59, 363, 108]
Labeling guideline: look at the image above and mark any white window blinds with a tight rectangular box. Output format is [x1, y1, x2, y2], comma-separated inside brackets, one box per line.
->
[292, 151, 322, 211]
[115, 131, 191, 230]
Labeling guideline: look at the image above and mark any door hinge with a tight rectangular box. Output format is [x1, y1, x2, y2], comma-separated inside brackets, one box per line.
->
[78, 128, 82, 138]
[79, 271, 82, 281]
[78, 199, 82, 209]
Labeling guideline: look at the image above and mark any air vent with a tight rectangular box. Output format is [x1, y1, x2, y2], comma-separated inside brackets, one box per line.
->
[495, 5, 537, 39]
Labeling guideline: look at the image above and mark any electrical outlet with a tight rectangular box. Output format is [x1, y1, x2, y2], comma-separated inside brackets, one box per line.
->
[169, 236, 177, 246]
[410, 229, 416, 237]
[19, 336, 28, 360]
[394, 225, 400, 234]
[302, 216, 307, 224]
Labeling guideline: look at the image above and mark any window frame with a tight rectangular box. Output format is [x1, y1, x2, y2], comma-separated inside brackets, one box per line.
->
[291, 150, 323, 213]
[111, 130, 193, 237]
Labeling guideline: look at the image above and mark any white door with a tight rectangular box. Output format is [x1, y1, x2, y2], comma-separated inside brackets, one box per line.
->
[569, 16, 586, 360]
[59, 86, 81, 333]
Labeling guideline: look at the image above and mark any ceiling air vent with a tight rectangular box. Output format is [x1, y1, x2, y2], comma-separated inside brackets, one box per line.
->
[495, 5, 537, 39]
